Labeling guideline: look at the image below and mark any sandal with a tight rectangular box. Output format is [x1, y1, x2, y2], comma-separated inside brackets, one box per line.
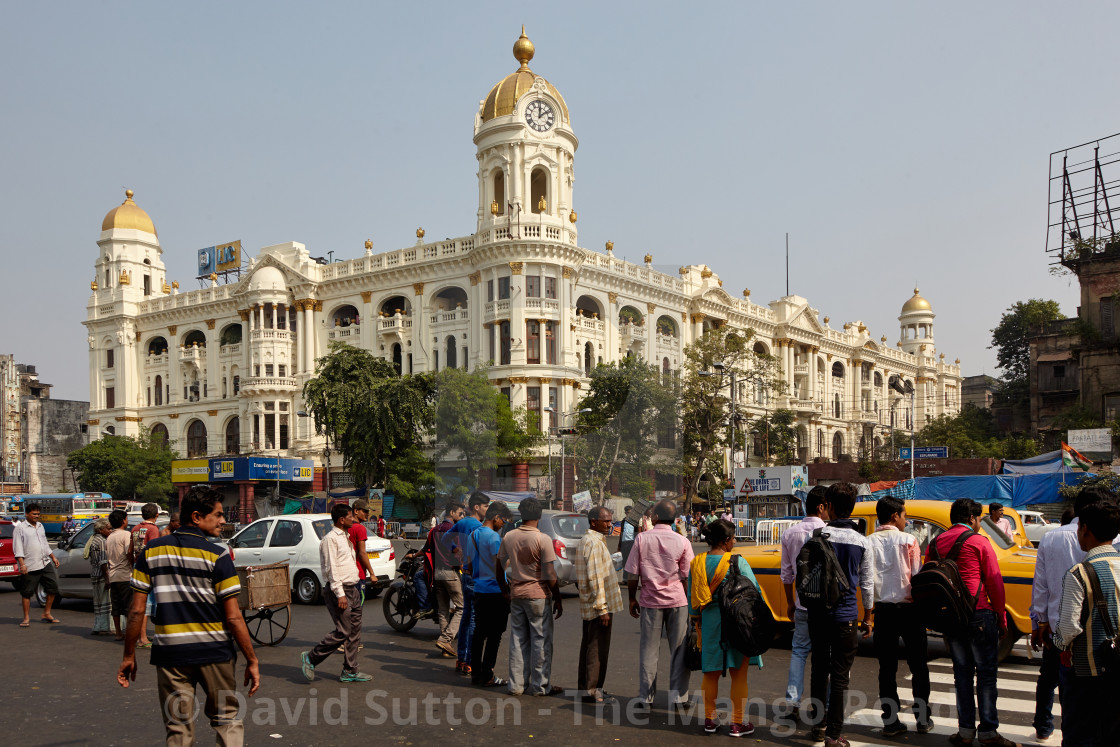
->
[40, 616, 60, 623]
[19, 621, 30, 628]
[480, 677, 507, 687]
[137, 642, 152, 649]
[533, 685, 565, 697]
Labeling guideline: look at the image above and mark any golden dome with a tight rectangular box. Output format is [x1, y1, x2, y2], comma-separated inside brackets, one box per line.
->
[480, 27, 570, 124]
[901, 286, 932, 314]
[102, 189, 157, 235]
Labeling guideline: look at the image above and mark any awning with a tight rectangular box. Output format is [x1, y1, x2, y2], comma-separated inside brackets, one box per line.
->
[1036, 352, 1072, 362]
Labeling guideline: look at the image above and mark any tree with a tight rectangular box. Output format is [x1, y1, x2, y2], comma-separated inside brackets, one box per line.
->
[679, 327, 785, 509]
[572, 356, 676, 504]
[990, 299, 1063, 405]
[915, 404, 1042, 459]
[432, 367, 502, 485]
[67, 427, 177, 506]
[749, 408, 798, 465]
[303, 342, 437, 504]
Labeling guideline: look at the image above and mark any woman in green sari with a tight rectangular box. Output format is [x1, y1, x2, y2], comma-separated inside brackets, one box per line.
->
[687, 519, 763, 737]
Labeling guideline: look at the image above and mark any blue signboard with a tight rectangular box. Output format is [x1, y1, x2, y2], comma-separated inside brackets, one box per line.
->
[197, 247, 216, 277]
[899, 446, 949, 460]
[208, 457, 314, 482]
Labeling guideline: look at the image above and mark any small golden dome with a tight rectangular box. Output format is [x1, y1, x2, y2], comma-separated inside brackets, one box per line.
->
[569, 210, 577, 223]
[102, 189, 157, 235]
[481, 28, 570, 124]
[901, 286, 932, 314]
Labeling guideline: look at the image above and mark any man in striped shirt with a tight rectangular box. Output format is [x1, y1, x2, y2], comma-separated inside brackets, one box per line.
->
[1053, 497, 1120, 746]
[118, 488, 260, 746]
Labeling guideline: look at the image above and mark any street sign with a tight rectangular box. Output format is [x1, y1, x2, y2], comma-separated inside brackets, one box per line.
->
[557, 427, 577, 436]
[898, 446, 949, 459]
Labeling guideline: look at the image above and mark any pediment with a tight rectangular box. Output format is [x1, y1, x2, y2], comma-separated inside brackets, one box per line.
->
[785, 305, 825, 334]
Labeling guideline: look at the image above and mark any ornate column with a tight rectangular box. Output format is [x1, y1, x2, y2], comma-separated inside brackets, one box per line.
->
[359, 292, 372, 351]
[412, 283, 427, 369]
[204, 319, 217, 400]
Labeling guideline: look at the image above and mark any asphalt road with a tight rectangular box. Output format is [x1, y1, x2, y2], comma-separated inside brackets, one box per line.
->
[1, 576, 1055, 747]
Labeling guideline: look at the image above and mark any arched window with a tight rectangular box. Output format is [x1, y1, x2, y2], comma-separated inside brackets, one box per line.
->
[575, 295, 602, 319]
[332, 304, 360, 328]
[219, 324, 242, 346]
[874, 371, 883, 388]
[446, 336, 457, 369]
[186, 420, 208, 458]
[225, 417, 240, 455]
[391, 343, 403, 376]
[656, 315, 678, 337]
[154, 375, 163, 406]
[493, 171, 505, 215]
[833, 393, 841, 418]
[147, 337, 168, 356]
[619, 306, 644, 326]
[832, 432, 843, 461]
[183, 330, 206, 348]
[150, 423, 169, 448]
[380, 296, 410, 317]
[832, 361, 845, 378]
[530, 167, 549, 214]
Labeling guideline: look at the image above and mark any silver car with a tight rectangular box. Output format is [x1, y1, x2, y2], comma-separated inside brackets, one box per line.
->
[501, 509, 621, 587]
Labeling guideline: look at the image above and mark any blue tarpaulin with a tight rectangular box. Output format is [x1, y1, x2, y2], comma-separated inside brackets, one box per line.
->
[1001, 450, 1080, 475]
[912, 472, 1092, 507]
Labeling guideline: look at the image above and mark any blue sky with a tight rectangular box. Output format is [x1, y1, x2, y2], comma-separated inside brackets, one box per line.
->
[3, 1, 1117, 399]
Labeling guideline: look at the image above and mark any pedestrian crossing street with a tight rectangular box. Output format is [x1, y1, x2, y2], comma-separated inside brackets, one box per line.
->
[841, 641, 1057, 747]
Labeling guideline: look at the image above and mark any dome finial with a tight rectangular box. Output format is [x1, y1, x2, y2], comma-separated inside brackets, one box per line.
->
[913, 286, 920, 295]
[125, 189, 134, 201]
[513, 26, 534, 69]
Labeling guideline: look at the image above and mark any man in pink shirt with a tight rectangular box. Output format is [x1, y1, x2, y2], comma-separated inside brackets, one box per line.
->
[625, 499, 694, 708]
[927, 499, 1013, 747]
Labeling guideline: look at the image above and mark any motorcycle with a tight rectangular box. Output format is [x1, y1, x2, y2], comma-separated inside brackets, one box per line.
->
[382, 542, 438, 632]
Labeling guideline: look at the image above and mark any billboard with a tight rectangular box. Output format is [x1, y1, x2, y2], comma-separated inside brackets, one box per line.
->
[1068, 428, 1112, 462]
[197, 247, 216, 277]
[733, 466, 809, 497]
[215, 240, 241, 272]
[171, 459, 211, 483]
[206, 457, 315, 482]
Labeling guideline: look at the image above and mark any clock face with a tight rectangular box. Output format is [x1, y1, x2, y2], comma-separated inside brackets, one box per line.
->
[525, 100, 555, 132]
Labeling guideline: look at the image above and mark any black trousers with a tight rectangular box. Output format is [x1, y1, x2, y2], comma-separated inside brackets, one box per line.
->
[578, 616, 613, 693]
[1065, 670, 1120, 746]
[873, 602, 930, 726]
[808, 615, 860, 739]
[471, 593, 510, 684]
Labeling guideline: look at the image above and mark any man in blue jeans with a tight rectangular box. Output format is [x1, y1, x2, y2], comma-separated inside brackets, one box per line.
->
[930, 499, 1015, 747]
[449, 491, 490, 675]
[779, 486, 829, 718]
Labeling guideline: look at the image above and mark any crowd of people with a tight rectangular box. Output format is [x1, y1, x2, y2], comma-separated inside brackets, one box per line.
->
[10, 482, 1120, 746]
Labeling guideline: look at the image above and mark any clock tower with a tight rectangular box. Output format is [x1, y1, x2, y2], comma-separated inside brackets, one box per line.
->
[474, 27, 578, 240]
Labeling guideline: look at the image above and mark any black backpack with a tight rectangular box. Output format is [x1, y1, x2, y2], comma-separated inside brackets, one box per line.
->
[796, 528, 850, 612]
[911, 530, 982, 636]
[718, 557, 776, 657]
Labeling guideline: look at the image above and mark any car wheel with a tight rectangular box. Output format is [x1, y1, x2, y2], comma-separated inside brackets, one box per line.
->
[294, 571, 321, 605]
[35, 585, 48, 608]
[997, 621, 1020, 662]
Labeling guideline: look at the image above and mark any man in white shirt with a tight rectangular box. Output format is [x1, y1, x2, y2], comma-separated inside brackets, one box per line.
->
[13, 502, 60, 626]
[300, 504, 371, 683]
[1028, 486, 1120, 741]
[867, 496, 931, 737]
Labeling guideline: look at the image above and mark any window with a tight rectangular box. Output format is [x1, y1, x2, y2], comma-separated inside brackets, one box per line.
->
[225, 417, 240, 455]
[254, 365, 261, 377]
[487, 279, 494, 303]
[105, 387, 115, 409]
[500, 321, 511, 365]
[501, 386, 511, 405]
[833, 393, 841, 418]
[493, 171, 505, 214]
[545, 322, 556, 364]
[279, 415, 289, 450]
[526, 276, 540, 298]
[446, 336, 457, 369]
[832, 431, 843, 461]
[146, 387, 151, 406]
[817, 428, 824, 457]
[187, 420, 208, 457]
[143, 275, 151, 296]
[584, 341, 594, 377]
[904, 519, 945, 554]
[106, 349, 114, 368]
[527, 387, 541, 428]
[498, 277, 510, 300]
[232, 376, 240, 394]
[545, 277, 557, 299]
[1103, 298, 1115, 337]
[526, 321, 540, 364]
[278, 365, 286, 378]
[548, 387, 557, 431]
[530, 168, 548, 213]
[433, 350, 439, 371]
[268, 520, 303, 548]
[488, 324, 495, 363]
[232, 520, 271, 549]
[265, 364, 274, 377]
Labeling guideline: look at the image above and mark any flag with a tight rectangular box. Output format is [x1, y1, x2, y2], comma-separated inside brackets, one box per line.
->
[1062, 442, 1093, 471]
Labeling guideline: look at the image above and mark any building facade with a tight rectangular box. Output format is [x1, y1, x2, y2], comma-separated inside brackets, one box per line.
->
[83, 30, 962, 502]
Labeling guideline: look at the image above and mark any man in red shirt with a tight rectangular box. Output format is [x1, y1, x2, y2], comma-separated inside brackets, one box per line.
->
[129, 503, 162, 648]
[347, 499, 375, 604]
[927, 499, 1014, 747]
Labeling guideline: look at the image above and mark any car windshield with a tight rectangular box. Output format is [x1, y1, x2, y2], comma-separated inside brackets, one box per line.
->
[550, 513, 589, 539]
[981, 516, 1014, 550]
[0, 523, 12, 539]
[312, 519, 333, 540]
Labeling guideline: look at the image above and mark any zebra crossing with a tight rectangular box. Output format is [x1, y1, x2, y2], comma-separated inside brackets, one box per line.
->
[838, 642, 1058, 747]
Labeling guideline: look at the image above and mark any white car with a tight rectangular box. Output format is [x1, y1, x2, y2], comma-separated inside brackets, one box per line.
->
[227, 514, 396, 604]
[1018, 509, 1061, 546]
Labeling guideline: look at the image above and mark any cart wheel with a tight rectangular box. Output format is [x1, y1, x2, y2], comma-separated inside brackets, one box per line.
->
[244, 605, 291, 646]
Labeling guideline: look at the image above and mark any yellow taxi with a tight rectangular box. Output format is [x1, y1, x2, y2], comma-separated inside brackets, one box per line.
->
[734, 500, 1037, 659]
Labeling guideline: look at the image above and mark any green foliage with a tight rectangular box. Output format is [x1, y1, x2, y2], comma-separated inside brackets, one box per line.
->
[1049, 404, 1102, 432]
[750, 408, 798, 466]
[303, 342, 437, 505]
[432, 367, 502, 482]
[573, 356, 676, 503]
[989, 299, 1063, 406]
[495, 400, 544, 462]
[67, 427, 177, 507]
[915, 404, 1042, 459]
[1057, 471, 1120, 500]
[679, 327, 785, 507]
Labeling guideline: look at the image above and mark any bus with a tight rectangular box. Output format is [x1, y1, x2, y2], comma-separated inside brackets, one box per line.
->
[21, 493, 114, 536]
[0, 495, 24, 520]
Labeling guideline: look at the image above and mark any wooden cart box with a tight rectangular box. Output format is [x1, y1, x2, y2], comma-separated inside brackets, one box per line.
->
[236, 562, 291, 610]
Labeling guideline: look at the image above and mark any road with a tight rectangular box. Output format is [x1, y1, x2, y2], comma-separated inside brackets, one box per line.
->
[1, 579, 1055, 746]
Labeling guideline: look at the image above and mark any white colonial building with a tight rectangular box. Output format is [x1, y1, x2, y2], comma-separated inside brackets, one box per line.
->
[84, 30, 962, 496]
